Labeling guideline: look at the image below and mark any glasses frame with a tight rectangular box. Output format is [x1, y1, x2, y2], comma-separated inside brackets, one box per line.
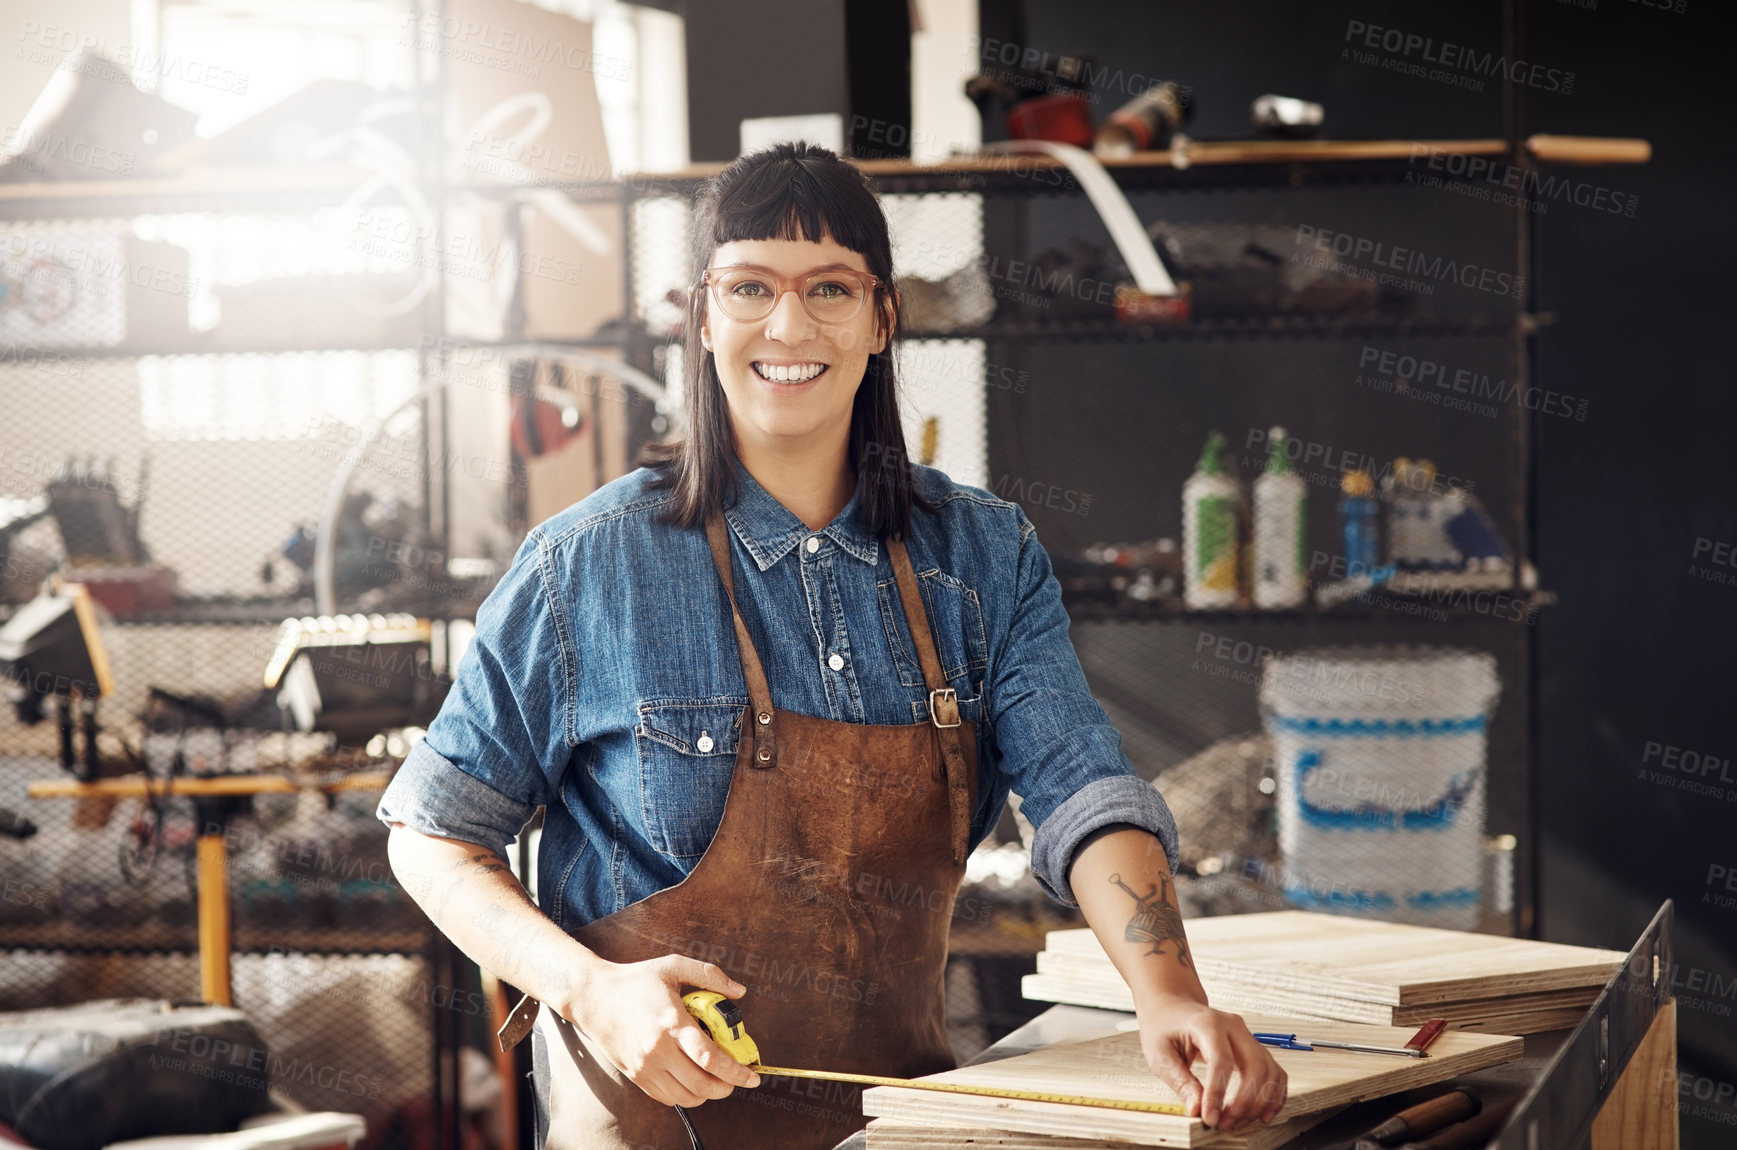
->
[701, 265, 884, 326]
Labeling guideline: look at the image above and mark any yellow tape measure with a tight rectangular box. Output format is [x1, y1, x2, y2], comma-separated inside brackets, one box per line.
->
[681, 991, 1188, 1117]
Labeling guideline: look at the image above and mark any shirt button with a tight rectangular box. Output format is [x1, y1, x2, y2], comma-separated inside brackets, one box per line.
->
[696, 732, 714, 753]
[827, 653, 845, 671]
[805, 536, 821, 553]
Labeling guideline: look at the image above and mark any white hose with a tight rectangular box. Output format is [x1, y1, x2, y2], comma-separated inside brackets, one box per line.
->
[980, 140, 1177, 295]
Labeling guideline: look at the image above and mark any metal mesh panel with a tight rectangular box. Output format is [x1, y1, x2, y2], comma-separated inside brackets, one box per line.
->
[0, 201, 464, 1143]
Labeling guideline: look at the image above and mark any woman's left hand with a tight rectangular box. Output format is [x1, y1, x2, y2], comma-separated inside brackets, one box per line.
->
[1132, 991, 1288, 1133]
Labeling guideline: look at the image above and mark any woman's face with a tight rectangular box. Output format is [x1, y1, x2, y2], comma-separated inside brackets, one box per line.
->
[699, 233, 890, 458]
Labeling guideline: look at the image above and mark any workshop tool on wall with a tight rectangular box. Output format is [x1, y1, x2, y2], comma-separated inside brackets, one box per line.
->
[263, 613, 448, 744]
[29, 771, 392, 1005]
[0, 579, 115, 780]
[1095, 81, 1193, 157]
[1252, 94, 1325, 139]
[1346, 1086, 1481, 1148]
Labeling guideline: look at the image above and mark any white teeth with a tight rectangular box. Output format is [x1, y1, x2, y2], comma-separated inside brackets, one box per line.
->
[755, 362, 825, 382]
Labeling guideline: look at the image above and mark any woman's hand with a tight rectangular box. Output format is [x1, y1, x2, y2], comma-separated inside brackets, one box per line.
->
[568, 955, 762, 1108]
[1133, 992, 1288, 1132]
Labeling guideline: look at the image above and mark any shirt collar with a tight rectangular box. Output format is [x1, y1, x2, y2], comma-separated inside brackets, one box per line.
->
[725, 461, 881, 570]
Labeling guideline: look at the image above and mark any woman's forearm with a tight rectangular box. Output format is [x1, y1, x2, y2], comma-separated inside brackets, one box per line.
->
[386, 824, 601, 1017]
[1068, 825, 1209, 1007]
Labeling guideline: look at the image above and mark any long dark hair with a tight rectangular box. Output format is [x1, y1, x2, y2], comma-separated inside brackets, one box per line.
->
[642, 142, 933, 538]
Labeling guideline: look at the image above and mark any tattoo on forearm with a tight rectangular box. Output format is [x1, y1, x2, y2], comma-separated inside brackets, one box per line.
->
[1110, 873, 1192, 967]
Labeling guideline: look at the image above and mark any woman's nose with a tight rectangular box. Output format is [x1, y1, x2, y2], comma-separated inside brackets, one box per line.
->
[762, 288, 815, 342]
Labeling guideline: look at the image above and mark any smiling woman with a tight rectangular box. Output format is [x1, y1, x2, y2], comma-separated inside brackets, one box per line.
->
[643, 142, 926, 536]
[379, 142, 1284, 1150]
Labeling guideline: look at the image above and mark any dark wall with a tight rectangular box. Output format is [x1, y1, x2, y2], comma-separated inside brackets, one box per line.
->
[683, 0, 849, 162]
[997, 1, 1736, 1143]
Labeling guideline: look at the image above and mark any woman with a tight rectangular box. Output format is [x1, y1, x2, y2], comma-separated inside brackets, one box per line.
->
[379, 142, 1286, 1150]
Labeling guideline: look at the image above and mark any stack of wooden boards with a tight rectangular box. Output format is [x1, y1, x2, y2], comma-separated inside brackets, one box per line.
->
[1023, 910, 1627, 1035]
[862, 1014, 1524, 1148]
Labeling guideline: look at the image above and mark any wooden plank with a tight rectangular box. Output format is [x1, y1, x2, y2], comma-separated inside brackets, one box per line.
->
[1590, 999, 1678, 1150]
[861, 1014, 1523, 1147]
[1043, 912, 1625, 1005]
[1028, 953, 1599, 1030]
[866, 1107, 1337, 1149]
[1021, 973, 1592, 1036]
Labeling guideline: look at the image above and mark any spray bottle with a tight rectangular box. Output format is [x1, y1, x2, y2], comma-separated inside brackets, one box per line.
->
[1183, 431, 1241, 609]
[1252, 426, 1307, 608]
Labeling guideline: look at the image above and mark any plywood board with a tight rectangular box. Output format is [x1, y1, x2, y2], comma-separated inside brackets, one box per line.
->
[1043, 912, 1624, 1005]
[866, 1106, 1336, 1149]
[860, 1014, 1523, 1147]
[1027, 956, 1599, 1031]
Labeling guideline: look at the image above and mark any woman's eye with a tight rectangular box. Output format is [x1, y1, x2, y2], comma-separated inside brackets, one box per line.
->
[728, 280, 770, 298]
[809, 280, 855, 299]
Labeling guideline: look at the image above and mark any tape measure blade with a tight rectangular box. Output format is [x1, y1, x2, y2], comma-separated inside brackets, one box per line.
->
[753, 1065, 1187, 1116]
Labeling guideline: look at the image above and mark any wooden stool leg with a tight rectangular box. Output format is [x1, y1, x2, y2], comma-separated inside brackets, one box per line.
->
[1590, 999, 1677, 1150]
[196, 832, 232, 1006]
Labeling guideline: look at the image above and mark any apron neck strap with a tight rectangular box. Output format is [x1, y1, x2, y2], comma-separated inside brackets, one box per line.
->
[706, 511, 778, 769]
[886, 532, 972, 864]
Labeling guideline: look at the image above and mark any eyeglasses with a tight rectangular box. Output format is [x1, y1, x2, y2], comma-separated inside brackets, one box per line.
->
[702, 265, 882, 325]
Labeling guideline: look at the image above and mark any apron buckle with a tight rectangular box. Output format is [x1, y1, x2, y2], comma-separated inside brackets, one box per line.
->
[929, 688, 961, 729]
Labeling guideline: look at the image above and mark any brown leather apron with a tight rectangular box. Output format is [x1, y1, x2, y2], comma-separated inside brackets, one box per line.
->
[500, 511, 979, 1150]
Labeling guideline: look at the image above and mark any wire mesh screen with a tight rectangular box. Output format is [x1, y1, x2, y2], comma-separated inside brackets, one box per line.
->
[0, 201, 473, 1144]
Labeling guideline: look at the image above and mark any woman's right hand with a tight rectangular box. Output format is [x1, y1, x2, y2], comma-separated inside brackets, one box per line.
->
[569, 955, 762, 1107]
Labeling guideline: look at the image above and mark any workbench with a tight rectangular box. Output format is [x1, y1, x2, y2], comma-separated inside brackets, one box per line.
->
[924, 905, 1677, 1150]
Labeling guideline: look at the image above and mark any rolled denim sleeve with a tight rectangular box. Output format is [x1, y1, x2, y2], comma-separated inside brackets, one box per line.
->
[375, 530, 571, 855]
[989, 511, 1180, 907]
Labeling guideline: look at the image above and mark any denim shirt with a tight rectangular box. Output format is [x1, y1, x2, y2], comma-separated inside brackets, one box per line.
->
[376, 462, 1178, 929]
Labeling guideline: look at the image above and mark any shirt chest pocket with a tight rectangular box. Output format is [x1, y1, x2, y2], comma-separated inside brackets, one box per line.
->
[877, 569, 989, 690]
[636, 698, 747, 861]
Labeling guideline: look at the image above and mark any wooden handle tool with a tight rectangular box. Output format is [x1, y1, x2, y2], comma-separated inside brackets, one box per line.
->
[1353, 1086, 1482, 1148]
[1395, 1100, 1517, 1150]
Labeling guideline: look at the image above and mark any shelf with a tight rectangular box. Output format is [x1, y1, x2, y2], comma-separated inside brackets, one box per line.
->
[1063, 588, 1553, 625]
[0, 921, 434, 957]
[0, 334, 628, 363]
[903, 314, 1514, 343]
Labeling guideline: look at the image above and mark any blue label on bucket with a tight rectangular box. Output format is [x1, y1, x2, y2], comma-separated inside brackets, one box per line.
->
[1270, 715, 1487, 738]
[1292, 750, 1481, 831]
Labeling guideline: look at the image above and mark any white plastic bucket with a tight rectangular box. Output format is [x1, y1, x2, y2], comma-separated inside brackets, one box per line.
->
[1260, 647, 1501, 929]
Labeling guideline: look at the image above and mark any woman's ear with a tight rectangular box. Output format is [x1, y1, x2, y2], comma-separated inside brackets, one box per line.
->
[871, 288, 899, 356]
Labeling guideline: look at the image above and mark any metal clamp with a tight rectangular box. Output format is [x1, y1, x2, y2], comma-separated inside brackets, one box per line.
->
[929, 688, 961, 729]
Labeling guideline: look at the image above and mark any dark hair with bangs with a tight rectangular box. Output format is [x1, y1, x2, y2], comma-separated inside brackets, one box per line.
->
[641, 141, 934, 538]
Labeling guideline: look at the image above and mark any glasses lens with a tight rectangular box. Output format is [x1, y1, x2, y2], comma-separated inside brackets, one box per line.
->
[709, 269, 871, 323]
[800, 273, 868, 322]
[711, 270, 776, 321]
